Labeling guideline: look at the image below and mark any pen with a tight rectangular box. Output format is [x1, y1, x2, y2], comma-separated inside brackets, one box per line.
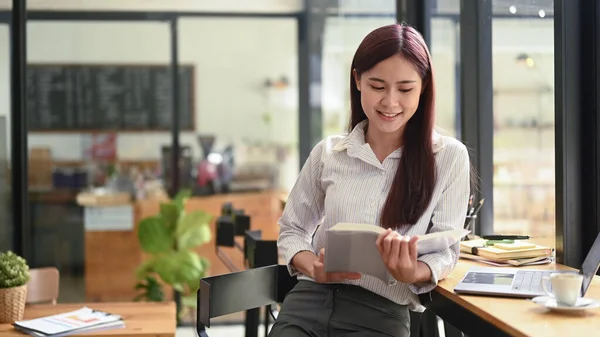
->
[467, 195, 474, 215]
[481, 235, 530, 240]
[470, 199, 484, 217]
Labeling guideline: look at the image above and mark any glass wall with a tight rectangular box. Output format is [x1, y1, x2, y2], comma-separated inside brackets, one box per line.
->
[0, 21, 12, 252]
[177, 17, 299, 195]
[321, 1, 397, 137]
[431, 16, 459, 137]
[432, 2, 460, 137]
[322, 1, 461, 138]
[25, 19, 171, 303]
[491, 0, 555, 247]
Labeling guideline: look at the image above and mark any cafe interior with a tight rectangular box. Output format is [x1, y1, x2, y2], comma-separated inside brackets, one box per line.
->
[1, 0, 599, 337]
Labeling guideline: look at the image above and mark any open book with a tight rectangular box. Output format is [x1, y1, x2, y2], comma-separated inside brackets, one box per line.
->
[323, 222, 469, 284]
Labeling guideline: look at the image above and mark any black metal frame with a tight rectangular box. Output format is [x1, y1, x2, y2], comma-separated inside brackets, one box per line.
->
[554, 0, 600, 267]
[397, 0, 433, 46]
[10, 0, 29, 261]
[459, 0, 494, 237]
[297, 0, 329, 167]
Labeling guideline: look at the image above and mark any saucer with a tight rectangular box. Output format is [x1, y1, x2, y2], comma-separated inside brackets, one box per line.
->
[531, 296, 600, 313]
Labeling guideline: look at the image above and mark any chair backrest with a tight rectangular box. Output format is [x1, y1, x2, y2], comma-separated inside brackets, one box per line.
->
[197, 264, 297, 335]
[26, 267, 60, 304]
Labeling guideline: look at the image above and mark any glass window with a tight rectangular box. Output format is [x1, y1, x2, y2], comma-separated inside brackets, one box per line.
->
[177, 17, 299, 193]
[491, 0, 555, 248]
[431, 15, 459, 137]
[322, 1, 397, 137]
[26, 19, 171, 303]
[0, 21, 12, 252]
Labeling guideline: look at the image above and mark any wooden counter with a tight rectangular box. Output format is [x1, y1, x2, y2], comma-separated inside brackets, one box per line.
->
[0, 302, 176, 337]
[434, 260, 600, 336]
[84, 190, 284, 302]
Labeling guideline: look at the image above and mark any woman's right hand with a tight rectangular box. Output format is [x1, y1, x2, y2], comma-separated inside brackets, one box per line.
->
[311, 248, 362, 283]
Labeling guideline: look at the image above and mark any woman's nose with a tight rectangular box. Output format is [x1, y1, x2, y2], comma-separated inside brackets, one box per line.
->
[381, 91, 400, 108]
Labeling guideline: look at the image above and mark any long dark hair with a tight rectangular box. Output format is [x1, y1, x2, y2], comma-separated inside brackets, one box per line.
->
[349, 23, 436, 229]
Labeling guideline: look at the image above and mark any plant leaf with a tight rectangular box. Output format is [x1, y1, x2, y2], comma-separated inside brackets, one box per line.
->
[172, 283, 184, 292]
[159, 202, 180, 232]
[144, 276, 165, 302]
[138, 216, 173, 254]
[200, 257, 211, 271]
[134, 282, 148, 290]
[153, 251, 204, 286]
[173, 189, 192, 212]
[153, 253, 180, 285]
[177, 224, 212, 251]
[176, 251, 204, 283]
[176, 210, 212, 237]
[135, 258, 157, 279]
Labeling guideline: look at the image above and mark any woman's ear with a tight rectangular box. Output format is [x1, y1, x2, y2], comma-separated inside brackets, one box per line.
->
[353, 69, 361, 91]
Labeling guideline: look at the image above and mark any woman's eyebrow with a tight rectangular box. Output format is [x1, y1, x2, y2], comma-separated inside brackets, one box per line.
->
[367, 77, 417, 84]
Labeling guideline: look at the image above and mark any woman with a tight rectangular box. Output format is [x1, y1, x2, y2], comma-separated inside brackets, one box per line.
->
[269, 23, 470, 337]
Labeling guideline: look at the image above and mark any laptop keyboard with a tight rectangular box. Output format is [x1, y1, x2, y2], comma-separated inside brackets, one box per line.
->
[512, 270, 553, 293]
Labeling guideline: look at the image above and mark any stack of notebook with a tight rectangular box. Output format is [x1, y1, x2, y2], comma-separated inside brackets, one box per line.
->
[13, 307, 125, 337]
[459, 239, 553, 267]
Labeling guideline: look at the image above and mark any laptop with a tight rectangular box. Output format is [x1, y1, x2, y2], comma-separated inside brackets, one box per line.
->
[453, 233, 600, 298]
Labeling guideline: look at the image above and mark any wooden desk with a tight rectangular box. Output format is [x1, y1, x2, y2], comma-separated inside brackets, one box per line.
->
[0, 302, 176, 337]
[430, 260, 600, 337]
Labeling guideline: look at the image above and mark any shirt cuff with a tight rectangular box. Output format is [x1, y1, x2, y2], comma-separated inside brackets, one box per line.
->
[408, 254, 442, 294]
[280, 239, 315, 277]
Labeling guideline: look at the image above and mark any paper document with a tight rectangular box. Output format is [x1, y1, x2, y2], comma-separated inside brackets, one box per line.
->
[13, 307, 123, 337]
[324, 223, 469, 283]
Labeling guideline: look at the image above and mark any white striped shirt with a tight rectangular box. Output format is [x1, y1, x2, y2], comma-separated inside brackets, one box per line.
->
[277, 120, 470, 311]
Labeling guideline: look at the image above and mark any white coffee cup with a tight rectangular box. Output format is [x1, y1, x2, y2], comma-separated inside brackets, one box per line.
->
[541, 273, 583, 306]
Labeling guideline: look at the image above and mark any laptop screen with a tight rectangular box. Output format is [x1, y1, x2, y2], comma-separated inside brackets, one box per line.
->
[580, 234, 600, 296]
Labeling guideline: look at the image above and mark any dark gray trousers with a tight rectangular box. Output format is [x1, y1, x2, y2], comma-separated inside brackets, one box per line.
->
[268, 280, 411, 337]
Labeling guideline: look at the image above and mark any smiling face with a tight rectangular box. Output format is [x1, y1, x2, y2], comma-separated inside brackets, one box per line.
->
[354, 53, 423, 142]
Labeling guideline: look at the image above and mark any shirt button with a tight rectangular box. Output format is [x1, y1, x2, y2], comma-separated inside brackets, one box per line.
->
[380, 171, 385, 176]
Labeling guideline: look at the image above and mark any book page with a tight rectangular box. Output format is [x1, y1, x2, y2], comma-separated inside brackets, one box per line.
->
[417, 229, 470, 255]
[329, 222, 386, 234]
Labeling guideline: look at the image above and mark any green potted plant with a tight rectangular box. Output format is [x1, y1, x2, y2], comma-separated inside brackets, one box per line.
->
[0, 251, 30, 323]
[134, 189, 212, 320]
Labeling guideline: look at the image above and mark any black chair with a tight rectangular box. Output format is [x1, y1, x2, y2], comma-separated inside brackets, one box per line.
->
[197, 264, 297, 337]
[196, 264, 443, 337]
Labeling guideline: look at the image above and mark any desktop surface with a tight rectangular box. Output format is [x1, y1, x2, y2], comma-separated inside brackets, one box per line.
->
[0, 302, 176, 337]
[436, 260, 600, 337]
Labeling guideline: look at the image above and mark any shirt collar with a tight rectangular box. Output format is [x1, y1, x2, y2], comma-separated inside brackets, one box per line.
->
[332, 120, 445, 158]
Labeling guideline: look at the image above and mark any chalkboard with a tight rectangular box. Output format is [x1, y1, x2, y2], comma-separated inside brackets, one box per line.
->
[26, 64, 195, 131]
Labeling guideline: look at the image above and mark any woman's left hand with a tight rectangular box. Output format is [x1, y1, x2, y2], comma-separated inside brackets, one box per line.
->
[375, 229, 420, 284]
